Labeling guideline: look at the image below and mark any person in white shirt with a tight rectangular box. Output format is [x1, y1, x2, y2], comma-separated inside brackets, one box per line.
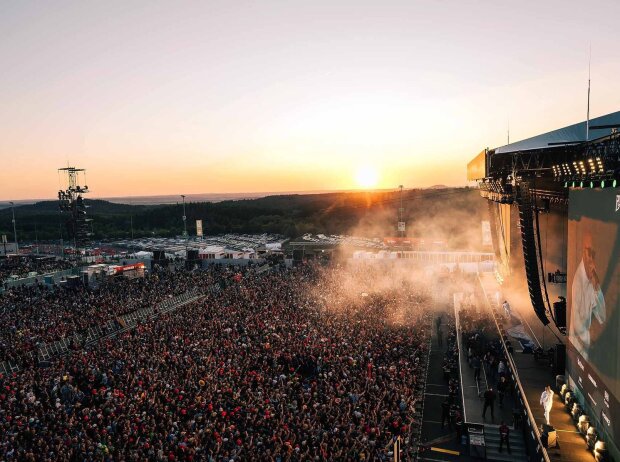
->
[540, 385, 554, 425]
[502, 300, 511, 319]
[569, 232, 606, 360]
[498, 360, 507, 377]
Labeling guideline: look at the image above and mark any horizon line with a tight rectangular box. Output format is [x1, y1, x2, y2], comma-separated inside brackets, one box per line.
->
[1, 184, 463, 205]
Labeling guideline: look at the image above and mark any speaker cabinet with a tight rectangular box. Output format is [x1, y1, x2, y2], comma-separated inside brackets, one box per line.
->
[541, 424, 558, 448]
[553, 298, 566, 329]
[553, 344, 566, 376]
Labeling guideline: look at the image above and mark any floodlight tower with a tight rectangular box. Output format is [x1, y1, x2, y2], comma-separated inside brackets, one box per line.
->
[181, 194, 189, 255]
[181, 194, 188, 237]
[58, 166, 92, 251]
[9, 201, 18, 253]
[397, 185, 405, 238]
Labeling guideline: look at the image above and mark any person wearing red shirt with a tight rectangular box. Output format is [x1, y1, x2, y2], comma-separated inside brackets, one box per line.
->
[499, 421, 511, 454]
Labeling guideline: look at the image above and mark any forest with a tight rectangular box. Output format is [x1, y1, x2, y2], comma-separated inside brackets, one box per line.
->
[0, 187, 488, 250]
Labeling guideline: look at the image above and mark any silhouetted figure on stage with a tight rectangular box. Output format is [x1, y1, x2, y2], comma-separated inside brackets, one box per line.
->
[497, 375, 508, 409]
[472, 355, 481, 382]
[499, 421, 511, 453]
[482, 387, 496, 421]
[502, 300, 511, 319]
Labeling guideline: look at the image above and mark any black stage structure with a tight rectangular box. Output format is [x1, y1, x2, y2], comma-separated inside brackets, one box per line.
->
[467, 110, 620, 462]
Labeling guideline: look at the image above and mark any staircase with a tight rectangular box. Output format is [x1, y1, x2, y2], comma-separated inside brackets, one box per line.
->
[483, 424, 528, 461]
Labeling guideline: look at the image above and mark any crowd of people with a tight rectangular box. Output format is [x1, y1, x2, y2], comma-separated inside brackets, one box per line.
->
[0, 262, 433, 461]
[0, 267, 218, 365]
[0, 256, 75, 283]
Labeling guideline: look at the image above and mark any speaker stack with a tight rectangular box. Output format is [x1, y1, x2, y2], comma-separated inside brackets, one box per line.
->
[541, 424, 558, 448]
[553, 298, 566, 328]
[186, 249, 199, 270]
[517, 182, 550, 326]
[153, 250, 166, 264]
[553, 343, 566, 376]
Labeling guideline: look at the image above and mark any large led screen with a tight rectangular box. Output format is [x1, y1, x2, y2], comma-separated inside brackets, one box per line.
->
[567, 188, 620, 441]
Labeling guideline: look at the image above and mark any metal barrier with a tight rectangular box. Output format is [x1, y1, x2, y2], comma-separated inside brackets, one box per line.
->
[2, 279, 228, 374]
[477, 275, 551, 462]
[0, 286, 211, 373]
[2, 266, 86, 289]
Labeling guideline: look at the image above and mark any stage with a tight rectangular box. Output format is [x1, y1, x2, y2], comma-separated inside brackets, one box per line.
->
[479, 273, 596, 462]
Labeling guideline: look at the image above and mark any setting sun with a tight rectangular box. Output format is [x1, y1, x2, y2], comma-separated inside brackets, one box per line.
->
[355, 166, 379, 189]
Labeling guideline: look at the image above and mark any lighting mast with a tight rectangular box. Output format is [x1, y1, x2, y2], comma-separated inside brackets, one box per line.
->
[398, 185, 405, 238]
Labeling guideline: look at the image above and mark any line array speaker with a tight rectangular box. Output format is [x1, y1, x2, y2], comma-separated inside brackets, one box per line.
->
[517, 183, 550, 325]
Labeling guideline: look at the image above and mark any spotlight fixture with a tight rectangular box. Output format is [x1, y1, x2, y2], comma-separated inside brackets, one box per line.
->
[594, 441, 609, 462]
[587, 426, 598, 449]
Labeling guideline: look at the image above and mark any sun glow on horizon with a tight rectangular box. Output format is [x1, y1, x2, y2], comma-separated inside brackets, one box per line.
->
[355, 166, 379, 189]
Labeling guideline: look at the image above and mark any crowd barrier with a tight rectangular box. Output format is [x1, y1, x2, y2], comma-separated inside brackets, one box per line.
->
[2, 266, 86, 289]
[0, 285, 217, 375]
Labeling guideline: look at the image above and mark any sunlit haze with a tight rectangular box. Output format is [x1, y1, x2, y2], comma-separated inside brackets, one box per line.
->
[1, 0, 619, 200]
[355, 165, 379, 189]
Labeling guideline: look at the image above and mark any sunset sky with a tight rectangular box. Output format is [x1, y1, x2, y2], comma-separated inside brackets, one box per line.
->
[1, 0, 619, 200]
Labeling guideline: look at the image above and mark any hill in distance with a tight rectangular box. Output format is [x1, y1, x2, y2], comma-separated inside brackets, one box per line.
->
[0, 187, 486, 250]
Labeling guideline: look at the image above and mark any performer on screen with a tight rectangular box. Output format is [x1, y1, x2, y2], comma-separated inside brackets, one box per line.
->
[569, 232, 606, 360]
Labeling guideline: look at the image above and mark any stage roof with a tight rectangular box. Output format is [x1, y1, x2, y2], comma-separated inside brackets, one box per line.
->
[494, 110, 620, 154]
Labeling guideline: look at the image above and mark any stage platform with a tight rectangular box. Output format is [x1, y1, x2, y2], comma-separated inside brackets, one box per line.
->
[478, 273, 596, 462]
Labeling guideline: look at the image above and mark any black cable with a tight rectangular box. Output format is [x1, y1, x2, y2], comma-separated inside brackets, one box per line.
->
[533, 193, 554, 324]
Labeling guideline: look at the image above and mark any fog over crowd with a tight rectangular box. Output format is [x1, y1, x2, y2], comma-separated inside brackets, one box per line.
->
[0, 259, 439, 461]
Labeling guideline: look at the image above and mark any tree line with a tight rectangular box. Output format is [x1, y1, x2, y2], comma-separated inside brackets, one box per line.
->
[0, 188, 487, 250]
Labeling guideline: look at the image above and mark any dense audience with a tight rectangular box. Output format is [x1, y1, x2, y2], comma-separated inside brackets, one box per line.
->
[0, 262, 432, 461]
[0, 256, 74, 282]
[0, 269, 217, 365]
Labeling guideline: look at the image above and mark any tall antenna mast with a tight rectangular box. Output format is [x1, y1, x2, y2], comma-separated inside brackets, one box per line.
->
[507, 118, 510, 145]
[586, 45, 591, 142]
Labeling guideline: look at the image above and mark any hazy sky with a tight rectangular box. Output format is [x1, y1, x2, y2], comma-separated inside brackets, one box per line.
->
[1, 0, 619, 200]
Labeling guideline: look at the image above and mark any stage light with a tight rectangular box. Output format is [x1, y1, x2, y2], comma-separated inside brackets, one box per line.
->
[572, 181, 576, 188]
[564, 181, 568, 188]
[587, 426, 598, 449]
[578, 414, 590, 434]
[613, 179, 618, 188]
[595, 441, 605, 451]
[590, 181, 594, 189]
[601, 180, 605, 188]
[595, 441, 609, 462]
[580, 181, 584, 188]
